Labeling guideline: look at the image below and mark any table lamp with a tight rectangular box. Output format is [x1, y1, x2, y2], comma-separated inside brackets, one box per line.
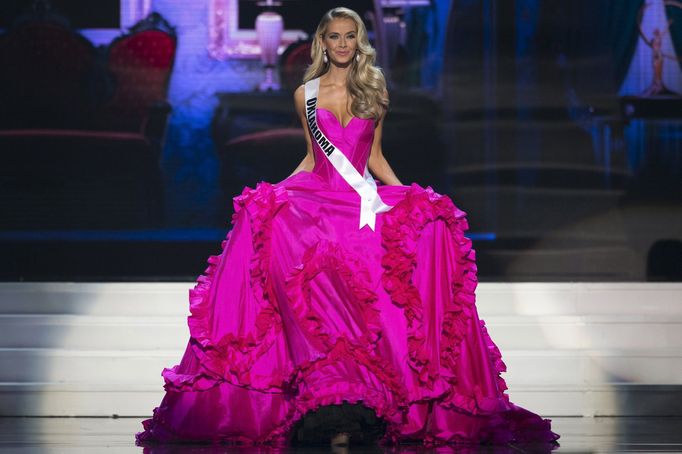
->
[255, 0, 283, 91]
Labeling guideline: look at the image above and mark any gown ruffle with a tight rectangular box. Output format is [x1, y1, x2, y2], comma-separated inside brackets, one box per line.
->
[136, 108, 560, 449]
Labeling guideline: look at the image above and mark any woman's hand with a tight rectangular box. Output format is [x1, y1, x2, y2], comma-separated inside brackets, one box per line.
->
[289, 152, 315, 177]
[368, 112, 403, 186]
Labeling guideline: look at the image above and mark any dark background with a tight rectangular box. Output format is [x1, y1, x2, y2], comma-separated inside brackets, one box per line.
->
[0, 0, 120, 28]
[0, 0, 680, 282]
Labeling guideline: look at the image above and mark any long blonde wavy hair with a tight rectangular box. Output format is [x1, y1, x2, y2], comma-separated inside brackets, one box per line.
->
[303, 7, 388, 121]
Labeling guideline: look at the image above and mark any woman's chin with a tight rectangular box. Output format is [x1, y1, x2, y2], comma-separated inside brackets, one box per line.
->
[331, 57, 353, 66]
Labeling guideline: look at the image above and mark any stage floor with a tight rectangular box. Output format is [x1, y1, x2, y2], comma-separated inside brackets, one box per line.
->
[0, 416, 681, 453]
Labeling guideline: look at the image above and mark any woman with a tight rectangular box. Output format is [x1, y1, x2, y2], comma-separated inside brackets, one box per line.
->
[136, 7, 560, 450]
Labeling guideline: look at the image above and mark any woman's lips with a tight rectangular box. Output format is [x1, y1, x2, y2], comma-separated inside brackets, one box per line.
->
[335, 51, 349, 56]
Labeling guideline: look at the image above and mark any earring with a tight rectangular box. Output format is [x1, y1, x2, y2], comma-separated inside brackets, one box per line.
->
[355, 52, 360, 62]
[323, 49, 328, 64]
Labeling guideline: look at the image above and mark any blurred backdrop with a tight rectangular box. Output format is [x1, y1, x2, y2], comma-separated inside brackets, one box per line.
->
[0, 0, 680, 281]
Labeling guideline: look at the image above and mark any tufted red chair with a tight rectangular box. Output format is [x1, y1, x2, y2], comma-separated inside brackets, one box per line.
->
[218, 128, 305, 208]
[98, 12, 177, 143]
[0, 11, 176, 230]
[279, 40, 312, 91]
[0, 20, 97, 129]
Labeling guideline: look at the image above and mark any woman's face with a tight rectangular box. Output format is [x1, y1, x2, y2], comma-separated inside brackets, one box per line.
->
[321, 18, 358, 65]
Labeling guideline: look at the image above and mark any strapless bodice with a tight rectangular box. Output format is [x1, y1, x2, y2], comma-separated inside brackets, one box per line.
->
[309, 108, 374, 190]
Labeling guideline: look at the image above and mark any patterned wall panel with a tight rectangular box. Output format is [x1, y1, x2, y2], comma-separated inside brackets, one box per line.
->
[153, 0, 263, 227]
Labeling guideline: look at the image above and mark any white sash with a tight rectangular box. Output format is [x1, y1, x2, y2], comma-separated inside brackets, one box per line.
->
[304, 77, 392, 230]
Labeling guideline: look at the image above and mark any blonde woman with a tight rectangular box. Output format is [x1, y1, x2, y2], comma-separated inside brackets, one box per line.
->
[137, 7, 559, 450]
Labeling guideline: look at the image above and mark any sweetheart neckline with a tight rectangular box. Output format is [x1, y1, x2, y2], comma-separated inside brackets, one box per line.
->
[316, 107, 371, 129]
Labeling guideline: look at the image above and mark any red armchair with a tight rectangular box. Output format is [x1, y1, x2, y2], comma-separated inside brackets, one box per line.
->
[0, 11, 176, 230]
[0, 17, 98, 129]
[96, 12, 177, 147]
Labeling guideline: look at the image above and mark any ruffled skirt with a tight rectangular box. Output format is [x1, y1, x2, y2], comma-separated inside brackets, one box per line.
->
[135, 171, 560, 449]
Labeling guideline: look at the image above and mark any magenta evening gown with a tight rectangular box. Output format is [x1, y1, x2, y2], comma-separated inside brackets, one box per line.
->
[136, 105, 560, 448]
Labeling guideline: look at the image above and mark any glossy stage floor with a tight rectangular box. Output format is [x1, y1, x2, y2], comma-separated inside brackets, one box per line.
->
[1, 416, 682, 452]
[1, 282, 681, 453]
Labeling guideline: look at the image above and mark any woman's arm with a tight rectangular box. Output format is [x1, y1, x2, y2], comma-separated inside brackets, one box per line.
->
[368, 108, 403, 186]
[288, 84, 315, 177]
